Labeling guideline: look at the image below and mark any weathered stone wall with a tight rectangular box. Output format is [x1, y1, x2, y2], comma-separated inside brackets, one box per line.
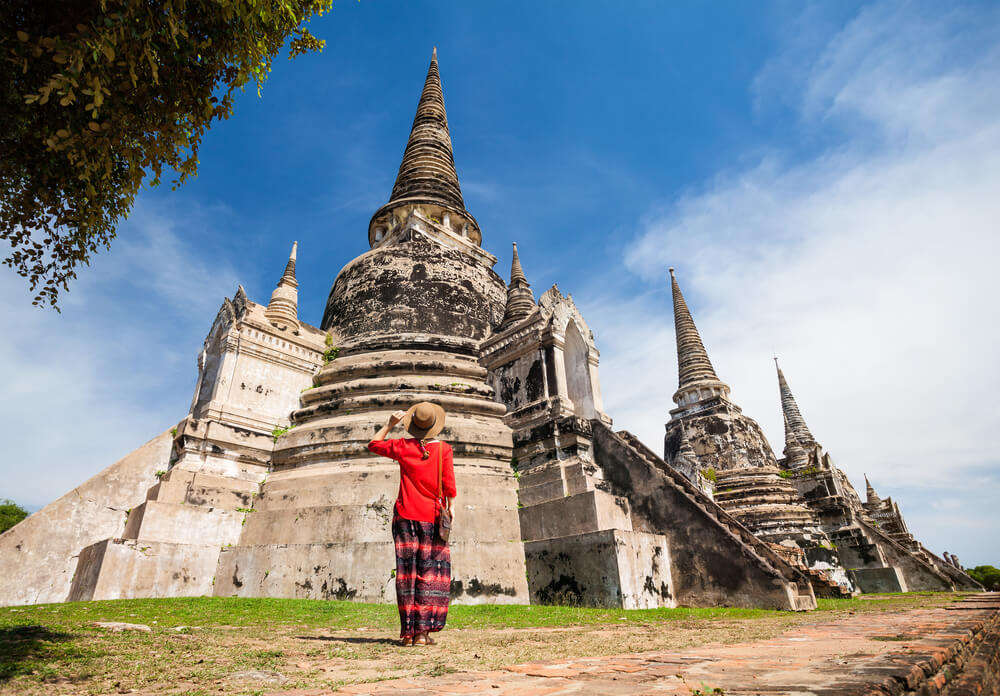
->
[489, 350, 547, 413]
[212, 459, 526, 604]
[321, 239, 506, 340]
[0, 430, 173, 607]
[591, 424, 812, 610]
[664, 400, 776, 472]
[860, 522, 953, 591]
[849, 566, 906, 593]
[525, 530, 673, 608]
[68, 539, 221, 602]
[192, 295, 325, 432]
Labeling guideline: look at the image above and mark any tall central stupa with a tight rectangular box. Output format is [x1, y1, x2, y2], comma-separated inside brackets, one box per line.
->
[213, 48, 529, 603]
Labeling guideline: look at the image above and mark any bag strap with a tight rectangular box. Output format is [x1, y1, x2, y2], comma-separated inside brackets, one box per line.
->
[436, 442, 444, 506]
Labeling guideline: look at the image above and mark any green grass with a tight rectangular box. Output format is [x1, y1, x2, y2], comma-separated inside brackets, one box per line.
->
[0, 593, 962, 694]
[0, 596, 788, 633]
[0, 591, 957, 633]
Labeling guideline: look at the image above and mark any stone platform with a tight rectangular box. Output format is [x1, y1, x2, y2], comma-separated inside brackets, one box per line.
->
[332, 593, 1000, 695]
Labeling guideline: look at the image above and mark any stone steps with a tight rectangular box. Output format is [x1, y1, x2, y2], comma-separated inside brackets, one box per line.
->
[613, 429, 851, 601]
[598, 425, 816, 609]
[616, 430, 810, 579]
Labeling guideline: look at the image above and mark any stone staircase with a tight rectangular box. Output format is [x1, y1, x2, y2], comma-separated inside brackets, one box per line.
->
[860, 518, 957, 591]
[66, 420, 272, 602]
[592, 424, 817, 610]
[611, 427, 837, 605]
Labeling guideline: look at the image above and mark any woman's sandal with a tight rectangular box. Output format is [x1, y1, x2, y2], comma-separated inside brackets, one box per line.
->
[399, 636, 413, 647]
[414, 633, 436, 646]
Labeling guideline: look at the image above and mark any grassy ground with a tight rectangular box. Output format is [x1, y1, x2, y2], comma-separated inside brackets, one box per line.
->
[0, 592, 962, 695]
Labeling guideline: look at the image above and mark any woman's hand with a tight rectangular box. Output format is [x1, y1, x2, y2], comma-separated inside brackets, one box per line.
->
[372, 410, 407, 444]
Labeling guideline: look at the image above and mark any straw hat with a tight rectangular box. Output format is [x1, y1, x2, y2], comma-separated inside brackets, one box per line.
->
[402, 401, 446, 440]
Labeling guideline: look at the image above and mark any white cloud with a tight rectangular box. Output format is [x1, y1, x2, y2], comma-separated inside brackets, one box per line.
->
[0, 199, 239, 508]
[587, 0, 1000, 565]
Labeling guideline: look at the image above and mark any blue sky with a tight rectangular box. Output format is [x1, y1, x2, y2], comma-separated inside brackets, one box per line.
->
[3, 1, 999, 567]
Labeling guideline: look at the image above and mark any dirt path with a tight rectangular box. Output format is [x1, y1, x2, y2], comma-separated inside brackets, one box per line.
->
[308, 593, 1000, 696]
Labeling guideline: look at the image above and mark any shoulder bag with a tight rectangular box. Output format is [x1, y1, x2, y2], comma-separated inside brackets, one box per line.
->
[435, 443, 452, 543]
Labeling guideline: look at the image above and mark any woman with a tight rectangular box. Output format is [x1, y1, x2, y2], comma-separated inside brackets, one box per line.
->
[368, 401, 456, 647]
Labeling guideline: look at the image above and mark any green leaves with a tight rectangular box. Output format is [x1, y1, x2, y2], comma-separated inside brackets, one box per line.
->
[1, 0, 334, 309]
[0, 499, 29, 534]
[967, 566, 1000, 591]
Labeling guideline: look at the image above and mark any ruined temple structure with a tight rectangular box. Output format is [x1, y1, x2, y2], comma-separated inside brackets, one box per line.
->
[659, 270, 979, 595]
[661, 269, 853, 596]
[0, 49, 974, 609]
[863, 476, 916, 546]
[773, 362, 980, 592]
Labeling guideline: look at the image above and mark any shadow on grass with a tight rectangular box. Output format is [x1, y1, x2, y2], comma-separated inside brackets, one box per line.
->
[296, 635, 398, 645]
[0, 625, 75, 682]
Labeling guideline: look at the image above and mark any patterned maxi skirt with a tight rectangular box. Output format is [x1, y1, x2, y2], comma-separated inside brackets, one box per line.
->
[392, 514, 451, 638]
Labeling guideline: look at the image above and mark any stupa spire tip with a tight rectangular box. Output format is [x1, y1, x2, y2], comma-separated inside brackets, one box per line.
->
[501, 241, 534, 326]
[266, 241, 300, 328]
[668, 267, 723, 392]
[776, 361, 816, 446]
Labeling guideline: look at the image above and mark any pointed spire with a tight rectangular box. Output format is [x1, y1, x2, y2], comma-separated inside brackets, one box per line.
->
[265, 241, 299, 331]
[500, 243, 536, 327]
[369, 48, 483, 248]
[668, 268, 729, 407]
[775, 358, 816, 446]
[865, 475, 881, 505]
[510, 242, 528, 286]
[387, 47, 465, 211]
[669, 268, 720, 387]
[279, 240, 297, 283]
[782, 412, 809, 468]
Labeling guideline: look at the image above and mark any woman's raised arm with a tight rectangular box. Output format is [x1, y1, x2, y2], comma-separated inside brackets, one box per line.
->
[371, 410, 407, 443]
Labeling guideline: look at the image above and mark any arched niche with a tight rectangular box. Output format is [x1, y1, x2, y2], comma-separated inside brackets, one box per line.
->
[564, 321, 597, 419]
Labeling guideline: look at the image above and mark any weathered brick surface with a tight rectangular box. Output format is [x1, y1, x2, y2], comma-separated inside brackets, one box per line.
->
[323, 594, 1000, 696]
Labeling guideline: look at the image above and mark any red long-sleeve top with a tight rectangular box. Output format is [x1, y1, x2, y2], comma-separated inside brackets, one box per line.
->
[367, 438, 456, 523]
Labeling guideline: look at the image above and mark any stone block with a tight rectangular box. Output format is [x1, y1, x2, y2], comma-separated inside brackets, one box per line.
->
[850, 566, 906, 593]
[67, 538, 220, 602]
[518, 489, 632, 542]
[122, 501, 244, 546]
[525, 529, 673, 609]
[150, 470, 259, 510]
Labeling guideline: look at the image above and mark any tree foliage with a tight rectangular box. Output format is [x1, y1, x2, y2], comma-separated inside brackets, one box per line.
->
[0, 499, 29, 534]
[967, 565, 1000, 591]
[1, 0, 332, 309]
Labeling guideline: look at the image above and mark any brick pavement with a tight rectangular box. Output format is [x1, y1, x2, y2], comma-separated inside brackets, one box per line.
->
[329, 593, 1000, 696]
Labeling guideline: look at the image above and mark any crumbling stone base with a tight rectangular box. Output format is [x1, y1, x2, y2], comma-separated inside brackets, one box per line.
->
[852, 566, 907, 593]
[67, 538, 219, 601]
[525, 529, 673, 609]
